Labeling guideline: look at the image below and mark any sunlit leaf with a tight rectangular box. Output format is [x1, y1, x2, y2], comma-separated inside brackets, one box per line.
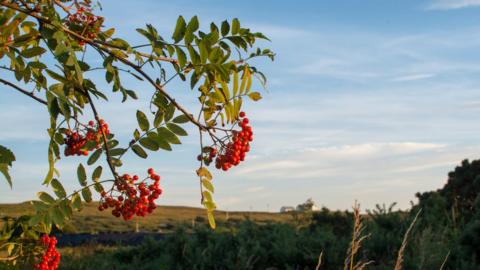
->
[77, 163, 87, 187]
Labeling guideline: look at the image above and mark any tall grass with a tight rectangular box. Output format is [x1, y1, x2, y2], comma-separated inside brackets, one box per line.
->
[343, 201, 373, 270]
[394, 209, 421, 270]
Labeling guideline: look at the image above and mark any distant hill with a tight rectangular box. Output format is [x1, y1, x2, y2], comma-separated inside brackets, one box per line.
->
[0, 202, 293, 233]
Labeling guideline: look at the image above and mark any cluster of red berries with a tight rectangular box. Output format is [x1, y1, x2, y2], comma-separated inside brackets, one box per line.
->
[98, 168, 162, 220]
[65, 5, 104, 46]
[34, 235, 60, 270]
[64, 119, 109, 156]
[214, 111, 253, 171]
[197, 147, 218, 165]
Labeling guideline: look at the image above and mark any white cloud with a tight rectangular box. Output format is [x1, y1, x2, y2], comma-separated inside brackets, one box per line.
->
[392, 73, 436, 82]
[426, 0, 480, 10]
[233, 142, 446, 177]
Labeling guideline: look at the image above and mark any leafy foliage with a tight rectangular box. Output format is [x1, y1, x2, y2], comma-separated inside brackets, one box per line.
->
[55, 158, 480, 269]
[0, 0, 274, 266]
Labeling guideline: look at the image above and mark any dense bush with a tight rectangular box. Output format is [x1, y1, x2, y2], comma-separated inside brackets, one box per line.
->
[58, 159, 480, 269]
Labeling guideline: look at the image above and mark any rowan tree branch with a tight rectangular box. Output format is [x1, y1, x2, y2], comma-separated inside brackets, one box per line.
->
[0, 1, 201, 128]
[83, 89, 118, 179]
[0, 78, 47, 105]
[0, 1, 178, 64]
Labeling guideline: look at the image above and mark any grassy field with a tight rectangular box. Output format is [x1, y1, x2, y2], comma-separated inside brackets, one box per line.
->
[0, 202, 293, 233]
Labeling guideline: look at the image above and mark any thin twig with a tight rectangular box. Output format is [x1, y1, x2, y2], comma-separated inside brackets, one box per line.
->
[0, 78, 47, 105]
[83, 89, 118, 179]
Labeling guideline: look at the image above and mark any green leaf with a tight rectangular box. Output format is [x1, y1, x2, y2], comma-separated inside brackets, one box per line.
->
[248, 92, 262, 101]
[186, 16, 199, 33]
[164, 104, 176, 122]
[109, 148, 126, 156]
[134, 129, 141, 140]
[87, 149, 102, 165]
[37, 192, 56, 204]
[132, 144, 148, 158]
[0, 145, 16, 166]
[232, 18, 240, 35]
[0, 145, 15, 186]
[81, 187, 92, 202]
[111, 158, 123, 167]
[198, 41, 208, 64]
[173, 114, 190, 124]
[59, 199, 73, 218]
[136, 110, 150, 132]
[46, 69, 67, 83]
[51, 179, 66, 198]
[77, 163, 87, 187]
[32, 200, 49, 212]
[175, 46, 187, 67]
[172, 16, 186, 43]
[92, 166, 102, 182]
[93, 183, 104, 193]
[139, 137, 159, 151]
[221, 20, 230, 37]
[167, 123, 188, 136]
[51, 206, 65, 226]
[187, 45, 200, 65]
[153, 110, 164, 127]
[0, 164, 12, 188]
[158, 127, 181, 144]
[71, 193, 82, 210]
[28, 214, 43, 226]
[153, 135, 172, 151]
[21, 47, 46, 58]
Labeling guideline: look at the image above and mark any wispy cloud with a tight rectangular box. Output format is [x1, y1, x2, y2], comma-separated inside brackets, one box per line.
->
[392, 73, 436, 82]
[234, 142, 446, 177]
[426, 0, 480, 10]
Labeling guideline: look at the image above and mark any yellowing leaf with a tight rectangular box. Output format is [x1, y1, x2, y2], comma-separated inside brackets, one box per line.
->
[197, 167, 212, 180]
[207, 211, 216, 229]
[233, 70, 239, 97]
[248, 92, 262, 101]
[202, 179, 214, 193]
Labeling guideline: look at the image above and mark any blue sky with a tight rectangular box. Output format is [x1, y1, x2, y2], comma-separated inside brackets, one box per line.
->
[2, 0, 480, 211]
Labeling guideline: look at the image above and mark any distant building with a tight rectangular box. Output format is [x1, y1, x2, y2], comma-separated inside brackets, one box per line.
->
[280, 206, 295, 213]
[296, 198, 320, 212]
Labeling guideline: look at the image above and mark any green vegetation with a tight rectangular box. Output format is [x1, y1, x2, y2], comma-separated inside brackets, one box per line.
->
[2, 159, 479, 269]
[26, 159, 480, 269]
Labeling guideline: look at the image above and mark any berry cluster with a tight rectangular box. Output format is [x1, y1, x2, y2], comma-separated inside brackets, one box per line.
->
[65, 5, 104, 46]
[197, 147, 217, 164]
[214, 112, 253, 171]
[64, 119, 109, 156]
[34, 235, 60, 270]
[98, 168, 163, 220]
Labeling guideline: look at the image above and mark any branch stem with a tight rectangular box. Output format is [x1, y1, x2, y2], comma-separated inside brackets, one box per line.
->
[0, 78, 47, 105]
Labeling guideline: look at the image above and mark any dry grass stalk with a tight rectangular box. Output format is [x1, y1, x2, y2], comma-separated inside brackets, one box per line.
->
[394, 209, 422, 270]
[438, 250, 451, 270]
[344, 201, 373, 270]
[315, 251, 323, 270]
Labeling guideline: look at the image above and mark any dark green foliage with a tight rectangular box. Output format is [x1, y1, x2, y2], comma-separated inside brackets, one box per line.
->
[58, 159, 480, 269]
